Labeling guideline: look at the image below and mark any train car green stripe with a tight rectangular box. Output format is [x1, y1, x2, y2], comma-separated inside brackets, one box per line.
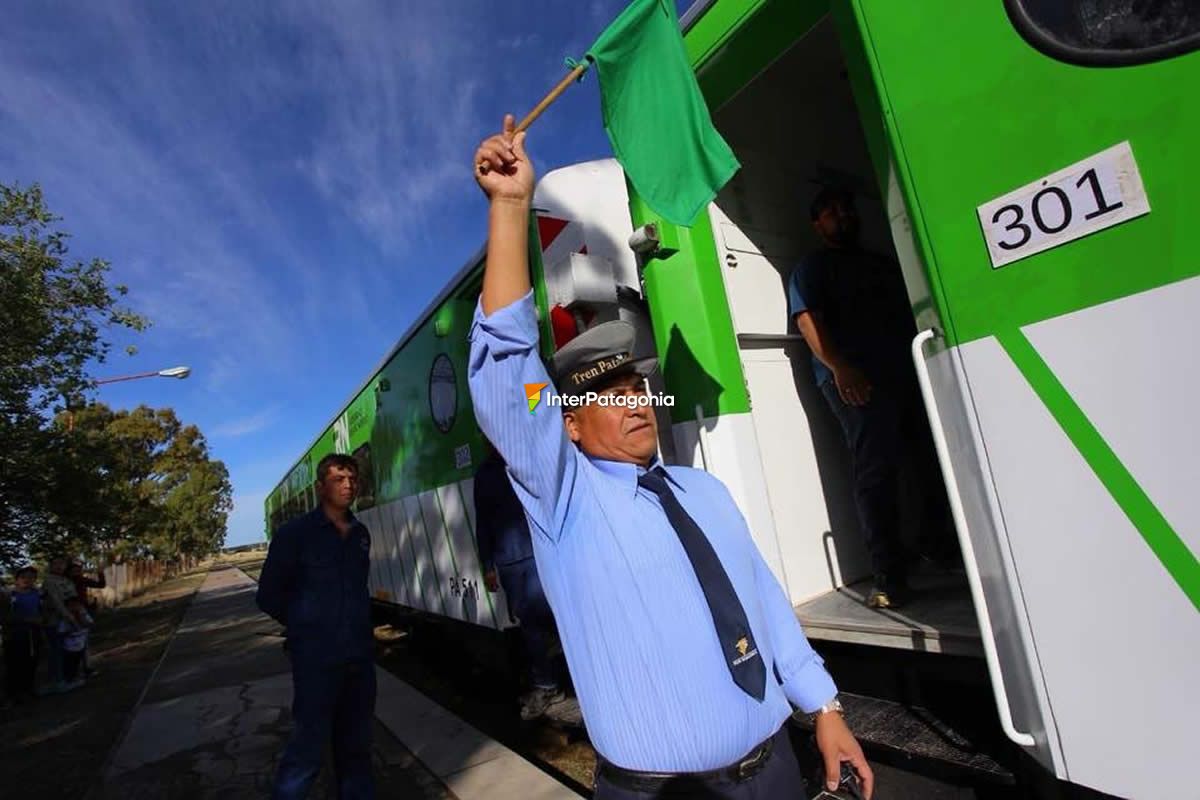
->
[1000, 329, 1200, 612]
[454, 480, 499, 629]
[632, 191, 750, 422]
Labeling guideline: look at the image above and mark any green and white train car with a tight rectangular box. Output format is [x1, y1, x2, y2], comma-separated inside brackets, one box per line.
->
[268, 2, 1199, 796]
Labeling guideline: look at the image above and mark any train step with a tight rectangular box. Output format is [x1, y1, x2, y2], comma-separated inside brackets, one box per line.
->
[790, 691, 1014, 787]
[796, 571, 983, 657]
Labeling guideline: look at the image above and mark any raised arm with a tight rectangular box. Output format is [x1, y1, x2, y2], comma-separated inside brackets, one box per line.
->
[476, 114, 533, 316]
[467, 116, 577, 541]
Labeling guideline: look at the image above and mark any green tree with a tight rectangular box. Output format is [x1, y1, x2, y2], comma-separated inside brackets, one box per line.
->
[1, 182, 148, 565]
[45, 403, 232, 564]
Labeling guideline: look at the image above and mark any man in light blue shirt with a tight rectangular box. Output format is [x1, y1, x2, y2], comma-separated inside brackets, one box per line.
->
[469, 117, 874, 799]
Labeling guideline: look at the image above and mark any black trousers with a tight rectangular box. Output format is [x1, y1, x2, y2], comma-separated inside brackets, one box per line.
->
[594, 728, 807, 800]
[3, 627, 39, 698]
[498, 558, 559, 689]
[63, 650, 84, 683]
[821, 378, 906, 580]
[820, 369, 953, 581]
[273, 657, 376, 799]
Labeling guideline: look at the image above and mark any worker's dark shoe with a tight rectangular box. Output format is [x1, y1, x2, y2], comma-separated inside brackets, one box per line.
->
[866, 576, 910, 609]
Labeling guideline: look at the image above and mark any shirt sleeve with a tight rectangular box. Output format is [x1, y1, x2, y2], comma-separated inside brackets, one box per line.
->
[752, 549, 838, 712]
[256, 525, 299, 626]
[467, 290, 577, 542]
[787, 257, 819, 318]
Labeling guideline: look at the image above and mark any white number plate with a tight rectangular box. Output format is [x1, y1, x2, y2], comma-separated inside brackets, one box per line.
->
[977, 141, 1150, 269]
[454, 444, 472, 470]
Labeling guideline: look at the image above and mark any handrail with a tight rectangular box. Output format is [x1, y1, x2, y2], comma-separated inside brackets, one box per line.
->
[735, 333, 806, 344]
[911, 328, 1036, 748]
[695, 403, 711, 472]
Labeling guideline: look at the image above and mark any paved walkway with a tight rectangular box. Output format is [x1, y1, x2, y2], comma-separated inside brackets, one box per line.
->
[100, 566, 577, 800]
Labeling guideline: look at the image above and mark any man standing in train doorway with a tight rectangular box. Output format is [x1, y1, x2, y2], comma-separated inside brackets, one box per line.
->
[257, 454, 375, 799]
[789, 187, 954, 609]
[470, 116, 873, 800]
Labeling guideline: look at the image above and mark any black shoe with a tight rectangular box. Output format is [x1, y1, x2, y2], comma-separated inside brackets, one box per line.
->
[866, 585, 894, 609]
[867, 576, 911, 609]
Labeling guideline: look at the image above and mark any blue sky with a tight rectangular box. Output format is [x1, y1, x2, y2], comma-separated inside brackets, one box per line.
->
[1, 1, 696, 547]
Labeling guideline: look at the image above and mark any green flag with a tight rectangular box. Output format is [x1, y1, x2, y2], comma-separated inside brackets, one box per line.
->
[585, 0, 740, 226]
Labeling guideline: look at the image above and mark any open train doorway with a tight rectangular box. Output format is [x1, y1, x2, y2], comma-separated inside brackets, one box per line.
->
[707, 15, 977, 655]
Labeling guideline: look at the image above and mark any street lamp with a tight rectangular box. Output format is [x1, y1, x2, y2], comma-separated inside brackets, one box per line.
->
[65, 366, 192, 431]
[95, 365, 192, 385]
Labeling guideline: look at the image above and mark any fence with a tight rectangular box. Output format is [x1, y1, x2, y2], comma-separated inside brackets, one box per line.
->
[88, 556, 201, 608]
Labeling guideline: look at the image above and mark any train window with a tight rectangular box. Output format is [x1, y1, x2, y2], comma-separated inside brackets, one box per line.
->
[1005, 0, 1200, 66]
[428, 353, 458, 433]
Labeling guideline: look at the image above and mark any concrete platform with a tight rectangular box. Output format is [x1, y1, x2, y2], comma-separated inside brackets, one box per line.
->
[795, 571, 982, 656]
[99, 566, 578, 799]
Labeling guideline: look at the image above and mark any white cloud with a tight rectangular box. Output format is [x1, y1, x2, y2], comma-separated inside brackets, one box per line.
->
[212, 407, 280, 439]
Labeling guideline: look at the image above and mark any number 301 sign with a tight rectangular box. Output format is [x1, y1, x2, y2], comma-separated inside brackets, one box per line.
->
[977, 141, 1150, 269]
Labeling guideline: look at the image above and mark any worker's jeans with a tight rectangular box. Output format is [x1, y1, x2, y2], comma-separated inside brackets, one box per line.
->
[273, 656, 376, 799]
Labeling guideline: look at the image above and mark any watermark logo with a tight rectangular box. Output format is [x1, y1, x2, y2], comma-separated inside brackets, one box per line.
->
[547, 391, 674, 409]
[524, 383, 548, 414]
[523, 383, 675, 412]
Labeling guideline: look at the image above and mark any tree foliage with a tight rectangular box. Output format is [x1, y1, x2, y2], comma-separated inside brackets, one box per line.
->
[43, 404, 233, 564]
[1, 182, 229, 568]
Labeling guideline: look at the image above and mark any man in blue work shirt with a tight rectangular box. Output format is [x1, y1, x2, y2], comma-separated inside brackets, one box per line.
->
[257, 453, 375, 799]
[789, 188, 952, 609]
[469, 117, 873, 799]
[474, 441, 566, 720]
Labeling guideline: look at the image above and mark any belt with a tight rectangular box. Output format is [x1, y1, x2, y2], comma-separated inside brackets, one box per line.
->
[596, 732, 776, 793]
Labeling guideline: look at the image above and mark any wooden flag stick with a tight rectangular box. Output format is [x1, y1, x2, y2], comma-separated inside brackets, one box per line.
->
[479, 62, 589, 174]
[516, 62, 588, 132]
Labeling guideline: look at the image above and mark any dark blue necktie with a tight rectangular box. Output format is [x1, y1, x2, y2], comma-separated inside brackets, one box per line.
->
[638, 467, 766, 701]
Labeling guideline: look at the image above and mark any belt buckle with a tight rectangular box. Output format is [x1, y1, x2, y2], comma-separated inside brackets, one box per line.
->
[735, 744, 767, 781]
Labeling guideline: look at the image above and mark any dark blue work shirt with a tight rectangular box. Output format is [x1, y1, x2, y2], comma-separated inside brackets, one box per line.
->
[256, 507, 373, 663]
[787, 246, 915, 386]
[473, 454, 534, 568]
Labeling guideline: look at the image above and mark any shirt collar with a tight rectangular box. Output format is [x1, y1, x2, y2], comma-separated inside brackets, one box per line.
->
[587, 454, 686, 500]
[309, 506, 361, 530]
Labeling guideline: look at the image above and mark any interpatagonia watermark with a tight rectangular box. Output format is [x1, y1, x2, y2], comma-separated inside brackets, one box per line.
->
[546, 391, 675, 409]
[522, 382, 675, 413]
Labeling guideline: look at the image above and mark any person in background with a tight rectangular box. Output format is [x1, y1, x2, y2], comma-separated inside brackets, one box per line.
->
[68, 560, 105, 678]
[257, 453, 375, 800]
[789, 187, 954, 609]
[474, 440, 566, 721]
[40, 556, 79, 693]
[2, 566, 44, 705]
[58, 596, 92, 689]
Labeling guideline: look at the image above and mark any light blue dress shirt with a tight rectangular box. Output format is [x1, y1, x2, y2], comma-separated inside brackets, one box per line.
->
[467, 291, 837, 772]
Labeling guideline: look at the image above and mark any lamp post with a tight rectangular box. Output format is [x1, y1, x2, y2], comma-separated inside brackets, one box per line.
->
[66, 366, 192, 430]
[95, 366, 191, 385]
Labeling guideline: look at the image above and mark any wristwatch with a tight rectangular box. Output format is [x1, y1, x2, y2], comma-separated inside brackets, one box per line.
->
[812, 696, 844, 723]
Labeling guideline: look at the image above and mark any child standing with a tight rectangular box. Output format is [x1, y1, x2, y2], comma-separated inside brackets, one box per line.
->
[2, 566, 44, 704]
[58, 596, 92, 690]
